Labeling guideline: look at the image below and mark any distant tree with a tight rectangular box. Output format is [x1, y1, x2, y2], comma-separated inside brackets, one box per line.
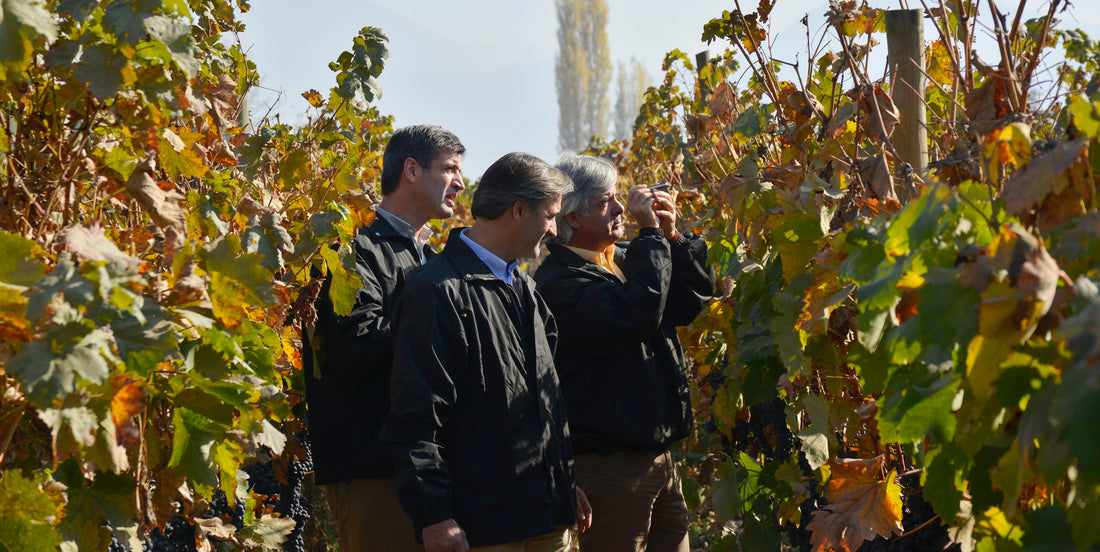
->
[613, 57, 650, 141]
[555, 0, 612, 151]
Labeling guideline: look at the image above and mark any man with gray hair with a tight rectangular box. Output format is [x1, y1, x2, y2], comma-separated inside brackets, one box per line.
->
[534, 152, 714, 551]
[304, 124, 465, 552]
[382, 152, 592, 552]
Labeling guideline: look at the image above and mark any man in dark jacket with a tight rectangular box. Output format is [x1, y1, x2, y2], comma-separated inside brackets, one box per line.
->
[534, 153, 714, 552]
[381, 152, 592, 552]
[303, 125, 465, 552]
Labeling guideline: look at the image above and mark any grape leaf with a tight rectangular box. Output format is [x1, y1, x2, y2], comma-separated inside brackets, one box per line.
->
[1021, 507, 1075, 551]
[203, 236, 278, 328]
[239, 514, 296, 550]
[924, 442, 970, 521]
[0, 0, 59, 77]
[0, 471, 64, 551]
[71, 42, 128, 100]
[797, 395, 831, 470]
[877, 370, 958, 444]
[806, 457, 903, 552]
[0, 230, 46, 286]
[8, 324, 116, 407]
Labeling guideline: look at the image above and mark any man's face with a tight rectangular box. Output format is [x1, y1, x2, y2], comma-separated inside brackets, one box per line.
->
[516, 195, 562, 259]
[569, 188, 624, 249]
[415, 152, 464, 219]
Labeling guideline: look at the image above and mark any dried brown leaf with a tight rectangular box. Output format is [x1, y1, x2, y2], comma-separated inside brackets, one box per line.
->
[63, 224, 141, 269]
[806, 456, 904, 552]
[1002, 140, 1093, 232]
[858, 153, 898, 204]
[124, 160, 187, 232]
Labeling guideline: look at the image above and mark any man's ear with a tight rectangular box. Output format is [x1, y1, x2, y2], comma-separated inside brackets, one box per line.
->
[403, 157, 419, 182]
[511, 200, 528, 221]
[565, 211, 582, 229]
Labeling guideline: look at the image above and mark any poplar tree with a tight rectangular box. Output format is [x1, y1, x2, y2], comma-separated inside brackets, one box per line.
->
[613, 57, 650, 141]
[555, 0, 611, 151]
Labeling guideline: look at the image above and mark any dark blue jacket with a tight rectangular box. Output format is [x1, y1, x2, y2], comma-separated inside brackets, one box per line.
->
[381, 228, 577, 547]
[303, 216, 431, 485]
[534, 228, 714, 455]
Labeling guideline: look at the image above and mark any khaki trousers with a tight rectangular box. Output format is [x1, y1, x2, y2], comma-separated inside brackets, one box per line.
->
[470, 526, 572, 552]
[574, 450, 690, 552]
[323, 477, 422, 552]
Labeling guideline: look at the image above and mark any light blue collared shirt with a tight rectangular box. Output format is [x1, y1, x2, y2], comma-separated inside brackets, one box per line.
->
[459, 229, 519, 285]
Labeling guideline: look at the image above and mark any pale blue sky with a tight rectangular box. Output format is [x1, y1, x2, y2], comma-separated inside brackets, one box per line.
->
[237, 1, 1097, 179]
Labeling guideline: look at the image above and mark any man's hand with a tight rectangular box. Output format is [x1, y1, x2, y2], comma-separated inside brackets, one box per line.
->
[423, 519, 469, 552]
[576, 486, 593, 533]
[626, 186, 659, 228]
[651, 190, 679, 242]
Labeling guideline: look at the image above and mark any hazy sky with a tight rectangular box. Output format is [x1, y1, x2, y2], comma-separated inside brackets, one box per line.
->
[237, 0, 1097, 179]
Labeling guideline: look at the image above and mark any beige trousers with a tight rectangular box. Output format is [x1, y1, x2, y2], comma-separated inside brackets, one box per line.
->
[323, 477, 422, 552]
[470, 526, 572, 552]
[574, 450, 691, 552]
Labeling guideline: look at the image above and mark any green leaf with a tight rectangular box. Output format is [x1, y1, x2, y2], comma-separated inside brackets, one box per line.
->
[770, 209, 823, 283]
[924, 442, 970, 522]
[72, 43, 128, 100]
[0, 230, 45, 286]
[1068, 95, 1100, 139]
[711, 459, 742, 522]
[885, 184, 951, 257]
[797, 395, 830, 470]
[8, 324, 116, 407]
[0, 471, 64, 551]
[202, 236, 278, 328]
[917, 267, 979, 345]
[103, 0, 160, 46]
[0, 0, 59, 76]
[56, 460, 136, 547]
[857, 307, 891, 353]
[1068, 499, 1100, 550]
[144, 15, 200, 77]
[243, 214, 293, 273]
[168, 405, 225, 489]
[877, 368, 958, 444]
[1021, 507, 1075, 552]
[320, 245, 360, 317]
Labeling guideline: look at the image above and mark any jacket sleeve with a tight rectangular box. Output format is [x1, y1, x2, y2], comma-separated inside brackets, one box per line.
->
[663, 232, 716, 326]
[380, 279, 465, 532]
[536, 228, 672, 355]
[314, 246, 395, 379]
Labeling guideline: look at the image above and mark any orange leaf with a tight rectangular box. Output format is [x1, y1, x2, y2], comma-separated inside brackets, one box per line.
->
[302, 89, 325, 108]
[110, 378, 147, 429]
[806, 456, 904, 552]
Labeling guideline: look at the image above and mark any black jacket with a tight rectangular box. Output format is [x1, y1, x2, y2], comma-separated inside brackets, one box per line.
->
[381, 228, 577, 547]
[303, 216, 431, 485]
[533, 228, 714, 455]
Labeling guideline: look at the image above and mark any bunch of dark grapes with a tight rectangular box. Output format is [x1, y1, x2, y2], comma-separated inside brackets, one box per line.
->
[277, 432, 314, 552]
[142, 516, 196, 552]
[242, 459, 280, 501]
[718, 398, 796, 462]
[203, 488, 245, 532]
[108, 534, 126, 552]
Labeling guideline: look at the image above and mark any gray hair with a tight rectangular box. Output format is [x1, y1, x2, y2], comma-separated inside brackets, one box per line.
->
[380, 125, 466, 195]
[471, 152, 573, 220]
[552, 152, 619, 244]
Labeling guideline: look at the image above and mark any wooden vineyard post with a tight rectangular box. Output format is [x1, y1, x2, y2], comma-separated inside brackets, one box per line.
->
[885, 9, 928, 189]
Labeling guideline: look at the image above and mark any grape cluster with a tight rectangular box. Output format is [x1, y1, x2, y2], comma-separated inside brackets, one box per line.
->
[142, 517, 196, 552]
[203, 488, 245, 532]
[108, 535, 126, 552]
[276, 432, 314, 552]
[242, 460, 280, 500]
[718, 398, 797, 462]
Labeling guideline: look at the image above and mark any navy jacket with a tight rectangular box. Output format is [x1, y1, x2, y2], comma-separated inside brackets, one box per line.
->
[534, 228, 714, 455]
[303, 216, 431, 485]
[381, 228, 577, 547]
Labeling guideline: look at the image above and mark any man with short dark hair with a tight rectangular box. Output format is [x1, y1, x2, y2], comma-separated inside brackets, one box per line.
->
[304, 124, 465, 552]
[534, 152, 714, 552]
[382, 152, 592, 552]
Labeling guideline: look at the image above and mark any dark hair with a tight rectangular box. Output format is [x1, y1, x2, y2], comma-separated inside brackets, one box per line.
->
[471, 152, 574, 220]
[380, 125, 466, 195]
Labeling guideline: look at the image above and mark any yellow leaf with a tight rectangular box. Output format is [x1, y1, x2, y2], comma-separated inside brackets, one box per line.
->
[281, 326, 302, 372]
[926, 40, 955, 87]
[110, 379, 147, 429]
